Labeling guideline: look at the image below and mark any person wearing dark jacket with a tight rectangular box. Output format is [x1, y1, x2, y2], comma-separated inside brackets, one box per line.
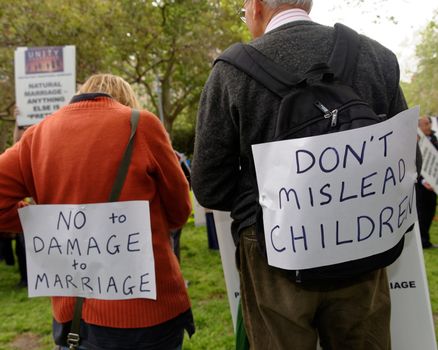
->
[192, 0, 408, 349]
[416, 116, 438, 249]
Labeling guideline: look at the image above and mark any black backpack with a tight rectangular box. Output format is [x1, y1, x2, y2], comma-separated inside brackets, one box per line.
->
[215, 23, 409, 282]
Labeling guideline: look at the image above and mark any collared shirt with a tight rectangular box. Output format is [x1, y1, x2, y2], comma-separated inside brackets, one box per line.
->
[70, 92, 112, 103]
[265, 8, 312, 34]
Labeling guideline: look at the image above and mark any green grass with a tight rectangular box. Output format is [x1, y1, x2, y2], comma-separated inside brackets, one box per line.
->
[425, 222, 438, 323]
[0, 261, 52, 349]
[0, 215, 437, 349]
[0, 216, 234, 350]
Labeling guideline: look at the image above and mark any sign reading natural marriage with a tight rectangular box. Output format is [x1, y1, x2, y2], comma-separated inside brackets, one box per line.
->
[15, 46, 76, 126]
[252, 107, 419, 270]
[19, 201, 156, 300]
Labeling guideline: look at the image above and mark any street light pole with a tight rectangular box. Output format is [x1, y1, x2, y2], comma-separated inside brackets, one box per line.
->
[155, 75, 164, 124]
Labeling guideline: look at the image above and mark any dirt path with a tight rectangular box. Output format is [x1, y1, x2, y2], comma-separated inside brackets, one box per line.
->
[10, 333, 43, 350]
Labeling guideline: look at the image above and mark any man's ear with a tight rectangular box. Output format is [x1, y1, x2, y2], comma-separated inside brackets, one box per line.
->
[252, 0, 265, 21]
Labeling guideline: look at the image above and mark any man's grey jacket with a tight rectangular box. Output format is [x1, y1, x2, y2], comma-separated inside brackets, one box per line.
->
[192, 21, 407, 243]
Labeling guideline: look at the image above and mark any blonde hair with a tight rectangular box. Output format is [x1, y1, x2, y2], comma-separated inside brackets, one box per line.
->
[78, 74, 141, 109]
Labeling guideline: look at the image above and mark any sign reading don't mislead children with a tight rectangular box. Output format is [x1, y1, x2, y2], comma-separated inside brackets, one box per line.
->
[252, 107, 419, 270]
[18, 201, 156, 300]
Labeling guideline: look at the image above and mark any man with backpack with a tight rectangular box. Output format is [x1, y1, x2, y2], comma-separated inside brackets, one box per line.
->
[192, 0, 408, 349]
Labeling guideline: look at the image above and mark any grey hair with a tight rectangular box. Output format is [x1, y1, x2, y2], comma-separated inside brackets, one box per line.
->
[263, 0, 313, 13]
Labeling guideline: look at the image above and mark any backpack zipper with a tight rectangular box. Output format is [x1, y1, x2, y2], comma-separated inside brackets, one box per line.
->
[314, 101, 338, 127]
[275, 100, 373, 140]
[296, 270, 302, 283]
[315, 100, 369, 127]
[331, 109, 338, 127]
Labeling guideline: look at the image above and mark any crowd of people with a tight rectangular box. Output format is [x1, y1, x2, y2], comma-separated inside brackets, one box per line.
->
[0, 0, 435, 349]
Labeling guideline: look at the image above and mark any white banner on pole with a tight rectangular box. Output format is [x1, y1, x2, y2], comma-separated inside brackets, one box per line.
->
[252, 107, 419, 270]
[18, 201, 156, 300]
[213, 211, 240, 331]
[214, 213, 437, 349]
[193, 194, 206, 227]
[387, 223, 437, 350]
[14, 45, 76, 126]
[418, 128, 438, 194]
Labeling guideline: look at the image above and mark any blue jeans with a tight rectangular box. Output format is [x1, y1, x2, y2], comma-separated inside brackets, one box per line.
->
[53, 311, 191, 350]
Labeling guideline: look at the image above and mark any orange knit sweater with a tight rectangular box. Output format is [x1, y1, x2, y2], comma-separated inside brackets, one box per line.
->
[0, 96, 192, 328]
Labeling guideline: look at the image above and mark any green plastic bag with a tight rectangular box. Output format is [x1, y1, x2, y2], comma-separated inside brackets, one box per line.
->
[236, 301, 249, 350]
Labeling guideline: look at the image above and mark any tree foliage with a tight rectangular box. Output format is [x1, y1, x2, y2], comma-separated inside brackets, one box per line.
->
[107, 0, 247, 133]
[0, 0, 247, 152]
[403, 12, 438, 116]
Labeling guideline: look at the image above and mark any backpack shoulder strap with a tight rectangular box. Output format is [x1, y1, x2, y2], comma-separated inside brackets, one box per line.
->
[215, 24, 360, 96]
[215, 43, 299, 98]
[328, 23, 361, 85]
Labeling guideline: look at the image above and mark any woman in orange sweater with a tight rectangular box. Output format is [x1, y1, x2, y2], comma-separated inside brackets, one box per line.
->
[0, 74, 193, 349]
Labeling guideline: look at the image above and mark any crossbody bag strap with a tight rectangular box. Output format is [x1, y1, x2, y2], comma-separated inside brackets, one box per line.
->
[67, 297, 84, 349]
[67, 108, 140, 350]
[108, 109, 140, 202]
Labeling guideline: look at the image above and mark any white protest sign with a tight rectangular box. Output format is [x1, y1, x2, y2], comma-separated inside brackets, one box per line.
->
[18, 201, 156, 300]
[418, 128, 438, 194]
[252, 107, 419, 270]
[214, 212, 437, 349]
[14, 45, 76, 126]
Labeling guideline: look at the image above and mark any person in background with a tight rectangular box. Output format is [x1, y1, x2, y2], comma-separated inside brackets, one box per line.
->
[170, 151, 191, 262]
[12, 123, 30, 287]
[0, 234, 15, 266]
[416, 116, 438, 249]
[0, 119, 29, 288]
[192, 0, 407, 349]
[0, 74, 193, 350]
[205, 209, 219, 250]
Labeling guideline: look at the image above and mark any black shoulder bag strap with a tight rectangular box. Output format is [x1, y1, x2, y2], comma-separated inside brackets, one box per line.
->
[214, 23, 361, 95]
[67, 109, 140, 350]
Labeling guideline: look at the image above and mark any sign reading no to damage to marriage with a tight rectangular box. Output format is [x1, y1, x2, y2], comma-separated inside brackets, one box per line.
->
[18, 201, 156, 300]
[252, 107, 419, 270]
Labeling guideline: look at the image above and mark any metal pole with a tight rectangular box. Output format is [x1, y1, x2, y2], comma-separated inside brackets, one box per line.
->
[155, 75, 164, 124]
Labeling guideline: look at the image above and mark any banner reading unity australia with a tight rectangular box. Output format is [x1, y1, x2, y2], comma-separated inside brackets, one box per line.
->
[252, 107, 419, 270]
[14, 45, 76, 126]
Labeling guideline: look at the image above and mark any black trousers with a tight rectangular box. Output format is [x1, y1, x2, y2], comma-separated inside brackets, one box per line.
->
[0, 237, 14, 265]
[416, 183, 436, 248]
[16, 234, 27, 283]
